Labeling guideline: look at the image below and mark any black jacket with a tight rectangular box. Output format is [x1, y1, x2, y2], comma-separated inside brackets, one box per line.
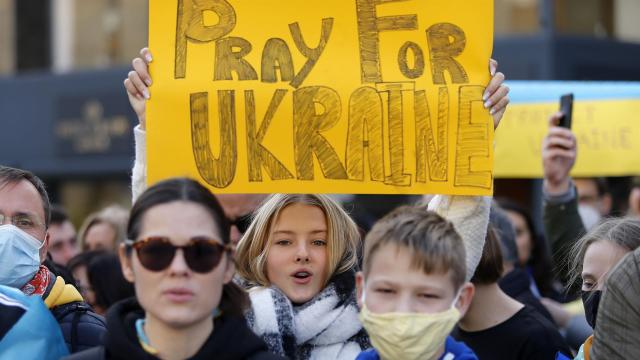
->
[65, 297, 284, 360]
[40, 266, 106, 353]
[51, 301, 106, 353]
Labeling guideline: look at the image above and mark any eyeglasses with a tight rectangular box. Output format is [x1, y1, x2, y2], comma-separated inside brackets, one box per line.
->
[0, 213, 45, 232]
[229, 213, 252, 234]
[125, 236, 232, 273]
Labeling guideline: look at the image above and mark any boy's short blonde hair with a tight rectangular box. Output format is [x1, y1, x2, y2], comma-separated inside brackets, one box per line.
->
[363, 206, 466, 289]
[235, 194, 360, 287]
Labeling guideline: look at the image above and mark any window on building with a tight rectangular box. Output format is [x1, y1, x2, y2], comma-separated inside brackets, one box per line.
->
[554, 0, 614, 38]
[495, 0, 541, 36]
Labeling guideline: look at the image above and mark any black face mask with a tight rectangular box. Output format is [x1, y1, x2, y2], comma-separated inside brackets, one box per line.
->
[581, 290, 602, 329]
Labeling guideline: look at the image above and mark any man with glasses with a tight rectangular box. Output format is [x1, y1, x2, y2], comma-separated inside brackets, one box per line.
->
[0, 166, 106, 353]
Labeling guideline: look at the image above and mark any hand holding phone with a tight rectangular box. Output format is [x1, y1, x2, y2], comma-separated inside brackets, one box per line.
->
[559, 93, 574, 129]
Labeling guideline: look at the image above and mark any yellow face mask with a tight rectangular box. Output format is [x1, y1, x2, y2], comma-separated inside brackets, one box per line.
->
[358, 295, 461, 360]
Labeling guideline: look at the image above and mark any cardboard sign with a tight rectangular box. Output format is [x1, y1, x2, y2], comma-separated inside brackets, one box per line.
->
[494, 81, 640, 178]
[148, 0, 494, 194]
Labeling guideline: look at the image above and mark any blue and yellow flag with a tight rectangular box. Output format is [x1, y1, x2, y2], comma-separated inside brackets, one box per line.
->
[495, 81, 640, 178]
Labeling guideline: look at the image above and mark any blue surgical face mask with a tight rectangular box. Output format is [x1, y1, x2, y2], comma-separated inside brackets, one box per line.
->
[0, 225, 44, 289]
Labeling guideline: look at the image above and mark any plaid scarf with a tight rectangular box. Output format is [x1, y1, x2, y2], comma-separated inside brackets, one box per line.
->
[20, 265, 52, 296]
[246, 270, 370, 360]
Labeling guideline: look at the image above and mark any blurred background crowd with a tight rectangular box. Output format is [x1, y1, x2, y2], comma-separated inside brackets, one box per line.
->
[2, 0, 640, 227]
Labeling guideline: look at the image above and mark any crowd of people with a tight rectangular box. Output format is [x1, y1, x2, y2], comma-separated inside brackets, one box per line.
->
[1, 47, 639, 360]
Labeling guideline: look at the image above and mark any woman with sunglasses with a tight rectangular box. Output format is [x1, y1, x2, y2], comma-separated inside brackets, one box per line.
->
[66, 178, 283, 360]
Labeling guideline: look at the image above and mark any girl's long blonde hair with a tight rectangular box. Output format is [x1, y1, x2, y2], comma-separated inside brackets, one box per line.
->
[235, 194, 360, 288]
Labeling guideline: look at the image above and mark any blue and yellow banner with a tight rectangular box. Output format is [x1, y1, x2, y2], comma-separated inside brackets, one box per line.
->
[495, 81, 640, 178]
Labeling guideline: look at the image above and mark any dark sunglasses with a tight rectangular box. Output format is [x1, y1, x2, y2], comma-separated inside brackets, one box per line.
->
[125, 236, 232, 273]
[230, 213, 253, 234]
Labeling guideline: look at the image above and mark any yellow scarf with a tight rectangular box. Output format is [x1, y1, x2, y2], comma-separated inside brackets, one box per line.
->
[584, 335, 593, 360]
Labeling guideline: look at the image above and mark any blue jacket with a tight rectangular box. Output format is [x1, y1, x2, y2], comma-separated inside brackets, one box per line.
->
[356, 336, 478, 360]
[0, 285, 69, 359]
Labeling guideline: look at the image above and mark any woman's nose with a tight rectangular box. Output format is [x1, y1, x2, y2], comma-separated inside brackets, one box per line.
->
[295, 243, 310, 263]
[167, 249, 190, 275]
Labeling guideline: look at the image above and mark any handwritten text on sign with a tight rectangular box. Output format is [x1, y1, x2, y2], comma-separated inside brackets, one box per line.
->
[147, 0, 494, 195]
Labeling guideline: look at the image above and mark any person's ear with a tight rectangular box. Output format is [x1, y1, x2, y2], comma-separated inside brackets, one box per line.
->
[355, 271, 364, 308]
[119, 244, 135, 283]
[455, 282, 475, 317]
[223, 253, 235, 284]
[40, 232, 50, 263]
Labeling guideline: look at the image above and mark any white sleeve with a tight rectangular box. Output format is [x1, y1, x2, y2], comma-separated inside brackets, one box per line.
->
[428, 195, 491, 281]
[131, 125, 147, 204]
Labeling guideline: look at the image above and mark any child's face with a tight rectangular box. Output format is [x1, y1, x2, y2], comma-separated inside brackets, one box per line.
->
[265, 203, 329, 303]
[356, 243, 459, 314]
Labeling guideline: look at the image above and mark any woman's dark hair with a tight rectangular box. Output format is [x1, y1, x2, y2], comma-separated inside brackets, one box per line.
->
[471, 226, 504, 285]
[87, 252, 135, 311]
[67, 250, 108, 304]
[497, 198, 558, 299]
[67, 250, 104, 274]
[127, 177, 249, 317]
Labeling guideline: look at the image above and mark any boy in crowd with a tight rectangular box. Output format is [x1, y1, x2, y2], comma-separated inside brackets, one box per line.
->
[355, 206, 477, 360]
[454, 226, 571, 359]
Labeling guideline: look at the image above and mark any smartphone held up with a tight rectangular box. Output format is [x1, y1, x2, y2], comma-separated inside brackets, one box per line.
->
[559, 93, 574, 129]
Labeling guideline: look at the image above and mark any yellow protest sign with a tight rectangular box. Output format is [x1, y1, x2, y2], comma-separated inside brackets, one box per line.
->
[148, 0, 494, 194]
[495, 98, 640, 178]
